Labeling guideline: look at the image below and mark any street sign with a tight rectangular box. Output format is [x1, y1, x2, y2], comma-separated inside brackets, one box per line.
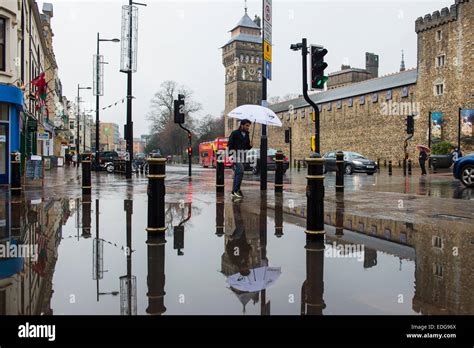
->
[264, 41, 272, 63]
[263, 0, 272, 43]
[264, 61, 272, 80]
[38, 132, 50, 141]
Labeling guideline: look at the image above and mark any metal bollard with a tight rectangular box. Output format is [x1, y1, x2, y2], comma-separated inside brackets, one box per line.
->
[275, 193, 283, 238]
[297, 160, 301, 171]
[216, 150, 225, 194]
[305, 154, 325, 240]
[384, 160, 387, 168]
[335, 151, 344, 194]
[335, 192, 344, 238]
[82, 153, 92, 195]
[377, 158, 380, 168]
[302, 238, 325, 315]
[274, 150, 284, 194]
[216, 192, 225, 237]
[82, 195, 92, 238]
[146, 233, 167, 315]
[398, 160, 401, 168]
[388, 160, 392, 176]
[146, 158, 167, 235]
[408, 159, 412, 176]
[10, 152, 22, 196]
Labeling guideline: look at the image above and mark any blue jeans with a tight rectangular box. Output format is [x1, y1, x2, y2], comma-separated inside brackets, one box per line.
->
[233, 163, 244, 193]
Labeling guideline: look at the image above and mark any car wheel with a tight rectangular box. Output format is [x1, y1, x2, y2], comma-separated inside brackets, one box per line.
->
[461, 165, 474, 187]
[367, 172, 374, 176]
[106, 164, 114, 173]
[323, 165, 327, 174]
[345, 164, 353, 175]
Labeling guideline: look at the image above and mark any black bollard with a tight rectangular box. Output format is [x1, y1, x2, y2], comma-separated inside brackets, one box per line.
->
[335, 192, 344, 238]
[274, 150, 284, 194]
[302, 238, 325, 315]
[275, 193, 283, 238]
[377, 158, 380, 168]
[216, 150, 225, 194]
[305, 154, 325, 239]
[398, 160, 401, 168]
[82, 195, 92, 238]
[335, 151, 344, 194]
[216, 192, 225, 237]
[384, 160, 387, 168]
[408, 159, 412, 176]
[388, 160, 393, 176]
[297, 160, 301, 171]
[10, 152, 22, 196]
[146, 158, 167, 235]
[82, 153, 92, 195]
[146, 233, 167, 315]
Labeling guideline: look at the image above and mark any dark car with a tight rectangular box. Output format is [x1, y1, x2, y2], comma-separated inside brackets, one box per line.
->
[453, 153, 474, 187]
[246, 148, 289, 175]
[323, 151, 377, 175]
[98, 151, 119, 164]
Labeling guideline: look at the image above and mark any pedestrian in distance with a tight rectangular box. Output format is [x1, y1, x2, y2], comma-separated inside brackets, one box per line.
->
[227, 119, 253, 199]
[419, 148, 429, 175]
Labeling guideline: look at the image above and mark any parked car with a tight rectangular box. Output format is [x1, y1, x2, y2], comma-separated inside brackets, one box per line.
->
[246, 148, 289, 175]
[149, 149, 162, 158]
[322, 151, 377, 175]
[97, 151, 119, 164]
[453, 153, 474, 187]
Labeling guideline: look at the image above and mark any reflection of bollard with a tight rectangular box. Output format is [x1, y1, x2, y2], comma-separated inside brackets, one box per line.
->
[335, 151, 344, 194]
[216, 192, 225, 237]
[335, 192, 344, 238]
[146, 233, 167, 315]
[305, 155, 325, 240]
[82, 153, 92, 195]
[302, 238, 325, 315]
[82, 195, 92, 238]
[274, 150, 284, 194]
[216, 151, 225, 194]
[275, 193, 283, 238]
[388, 161, 392, 176]
[11, 152, 22, 196]
[146, 158, 167, 235]
[408, 160, 412, 176]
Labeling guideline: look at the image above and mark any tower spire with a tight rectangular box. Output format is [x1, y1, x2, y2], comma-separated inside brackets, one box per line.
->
[244, 0, 248, 14]
[400, 50, 406, 72]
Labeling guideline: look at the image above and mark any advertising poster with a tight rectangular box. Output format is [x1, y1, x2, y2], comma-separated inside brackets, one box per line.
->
[431, 112, 443, 142]
[461, 109, 474, 148]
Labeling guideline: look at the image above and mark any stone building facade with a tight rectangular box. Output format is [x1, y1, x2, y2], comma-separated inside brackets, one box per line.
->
[247, 0, 473, 164]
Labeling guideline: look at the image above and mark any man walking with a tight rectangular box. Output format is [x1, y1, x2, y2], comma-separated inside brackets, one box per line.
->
[419, 148, 428, 175]
[228, 119, 253, 198]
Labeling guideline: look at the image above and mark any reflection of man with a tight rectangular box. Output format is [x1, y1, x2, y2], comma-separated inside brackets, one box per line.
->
[226, 203, 252, 276]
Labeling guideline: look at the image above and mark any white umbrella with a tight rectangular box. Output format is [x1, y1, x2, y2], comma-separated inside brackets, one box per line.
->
[226, 266, 282, 293]
[228, 105, 282, 127]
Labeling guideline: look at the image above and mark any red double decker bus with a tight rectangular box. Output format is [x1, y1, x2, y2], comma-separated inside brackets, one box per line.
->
[199, 137, 232, 168]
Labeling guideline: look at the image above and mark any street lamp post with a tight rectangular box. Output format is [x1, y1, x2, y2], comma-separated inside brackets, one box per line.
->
[95, 33, 120, 171]
[77, 85, 92, 163]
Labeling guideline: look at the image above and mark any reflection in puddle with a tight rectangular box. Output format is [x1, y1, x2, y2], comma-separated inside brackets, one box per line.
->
[0, 193, 472, 315]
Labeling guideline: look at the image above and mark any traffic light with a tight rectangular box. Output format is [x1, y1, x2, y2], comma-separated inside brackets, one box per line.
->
[285, 129, 291, 144]
[187, 147, 193, 156]
[174, 94, 185, 124]
[310, 45, 328, 90]
[311, 135, 316, 152]
[406, 115, 414, 134]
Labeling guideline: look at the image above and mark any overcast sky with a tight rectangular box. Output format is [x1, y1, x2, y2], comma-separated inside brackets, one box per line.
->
[42, 0, 452, 138]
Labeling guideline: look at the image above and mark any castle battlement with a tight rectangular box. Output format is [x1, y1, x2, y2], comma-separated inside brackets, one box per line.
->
[414, 0, 470, 33]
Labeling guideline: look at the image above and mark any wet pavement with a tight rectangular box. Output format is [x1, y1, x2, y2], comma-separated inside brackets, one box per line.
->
[0, 165, 473, 315]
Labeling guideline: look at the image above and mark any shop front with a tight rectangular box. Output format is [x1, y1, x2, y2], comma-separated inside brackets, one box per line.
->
[0, 84, 23, 185]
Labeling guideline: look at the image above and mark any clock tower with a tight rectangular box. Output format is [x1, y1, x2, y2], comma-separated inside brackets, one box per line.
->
[222, 8, 263, 136]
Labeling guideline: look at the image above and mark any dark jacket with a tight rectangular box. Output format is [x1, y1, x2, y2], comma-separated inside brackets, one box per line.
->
[228, 129, 252, 152]
[419, 151, 428, 161]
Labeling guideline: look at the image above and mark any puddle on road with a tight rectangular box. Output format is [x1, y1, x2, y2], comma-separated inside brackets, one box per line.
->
[0, 194, 472, 315]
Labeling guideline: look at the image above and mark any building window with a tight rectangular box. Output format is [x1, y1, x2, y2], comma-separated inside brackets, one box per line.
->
[359, 96, 365, 105]
[0, 103, 7, 121]
[348, 98, 353, 107]
[228, 93, 234, 104]
[372, 93, 378, 103]
[433, 236, 443, 249]
[435, 83, 444, 96]
[386, 90, 392, 100]
[301, 110, 305, 119]
[436, 55, 445, 67]
[0, 18, 5, 71]
[402, 86, 409, 98]
[436, 30, 442, 41]
[327, 103, 332, 111]
[433, 263, 443, 277]
[336, 100, 342, 109]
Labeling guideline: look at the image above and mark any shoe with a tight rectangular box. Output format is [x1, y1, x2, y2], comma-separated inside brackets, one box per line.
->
[238, 190, 244, 198]
[231, 191, 242, 198]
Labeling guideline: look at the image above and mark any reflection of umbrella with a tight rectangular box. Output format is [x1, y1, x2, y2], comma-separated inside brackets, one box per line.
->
[227, 266, 281, 293]
[228, 288, 259, 314]
[416, 145, 431, 153]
